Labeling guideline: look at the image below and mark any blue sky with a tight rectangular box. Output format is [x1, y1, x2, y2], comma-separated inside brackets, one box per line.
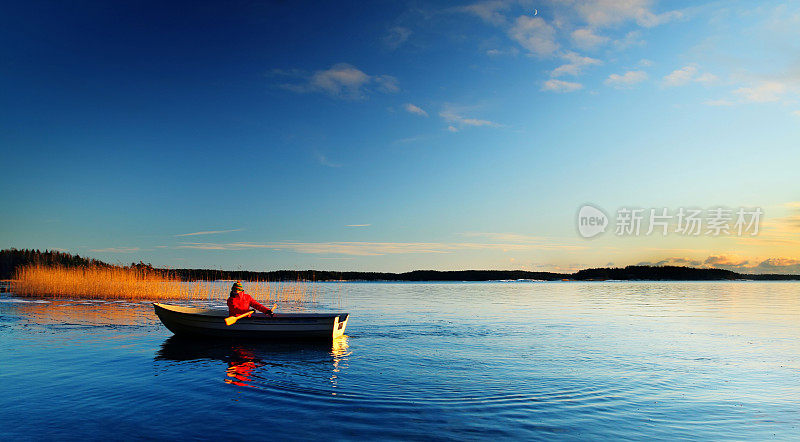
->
[1, 0, 799, 272]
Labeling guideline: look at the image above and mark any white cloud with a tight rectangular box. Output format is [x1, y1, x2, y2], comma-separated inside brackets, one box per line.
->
[404, 103, 429, 117]
[663, 65, 717, 87]
[571, 28, 609, 49]
[439, 105, 502, 129]
[792, 110, 800, 117]
[639, 58, 654, 67]
[345, 224, 371, 227]
[604, 70, 648, 88]
[460, 0, 511, 26]
[280, 63, 398, 99]
[733, 81, 788, 103]
[310, 64, 370, 97]
[508, 16, 558, 56]
[575, 0, 682, 28]
[663, 66, 695, 86]
[459, 1, 678, 59]
[550, 51, 602, 77]
[542, 79, 583, 93]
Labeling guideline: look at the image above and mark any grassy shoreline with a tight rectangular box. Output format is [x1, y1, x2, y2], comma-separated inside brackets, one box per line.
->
[10, 264, 318, 302]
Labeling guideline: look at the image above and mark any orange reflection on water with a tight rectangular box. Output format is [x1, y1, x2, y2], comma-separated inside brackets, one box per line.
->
[11, 299, 154, 327]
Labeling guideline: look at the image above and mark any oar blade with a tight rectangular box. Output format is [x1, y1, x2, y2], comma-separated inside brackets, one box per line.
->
[224, 310, 253, 326]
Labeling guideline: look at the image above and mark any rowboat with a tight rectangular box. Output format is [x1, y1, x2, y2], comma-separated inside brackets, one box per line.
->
[153, 303, 349, 340]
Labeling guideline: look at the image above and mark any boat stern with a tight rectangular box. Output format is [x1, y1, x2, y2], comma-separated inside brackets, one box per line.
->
[333, 313, 349, 339]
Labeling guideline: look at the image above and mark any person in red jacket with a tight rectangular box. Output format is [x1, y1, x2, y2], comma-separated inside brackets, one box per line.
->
[227, 281, 274, 317]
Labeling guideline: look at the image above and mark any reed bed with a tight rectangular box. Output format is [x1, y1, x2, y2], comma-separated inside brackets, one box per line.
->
[11, 264, 320, 304]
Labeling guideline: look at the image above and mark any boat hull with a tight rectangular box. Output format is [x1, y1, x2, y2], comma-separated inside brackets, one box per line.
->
[153, 303, 349, 340]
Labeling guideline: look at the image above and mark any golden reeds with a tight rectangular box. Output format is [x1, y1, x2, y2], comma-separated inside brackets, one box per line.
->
[11, 264, 321, 304]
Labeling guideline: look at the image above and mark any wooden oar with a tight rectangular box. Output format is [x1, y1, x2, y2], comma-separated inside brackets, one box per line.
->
[225, 310, 254, 326]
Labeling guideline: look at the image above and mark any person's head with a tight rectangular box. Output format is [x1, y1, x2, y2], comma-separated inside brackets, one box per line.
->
[230, 281, 243, 296]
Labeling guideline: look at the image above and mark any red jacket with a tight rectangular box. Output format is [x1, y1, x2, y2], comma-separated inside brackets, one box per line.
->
[227, 292, 271, 316]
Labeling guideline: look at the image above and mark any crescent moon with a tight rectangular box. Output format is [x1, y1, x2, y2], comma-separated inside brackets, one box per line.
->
[534, 9, 538, 16]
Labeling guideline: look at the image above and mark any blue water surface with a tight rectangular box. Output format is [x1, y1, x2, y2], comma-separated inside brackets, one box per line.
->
[1, 282, 799, 440]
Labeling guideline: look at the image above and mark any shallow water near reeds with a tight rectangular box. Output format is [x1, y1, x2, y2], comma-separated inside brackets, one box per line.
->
[1, 281, 799, 440]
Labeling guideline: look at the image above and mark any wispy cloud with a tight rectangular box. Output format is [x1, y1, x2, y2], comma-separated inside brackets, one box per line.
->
[486, 47, 519, 57]
[277, 63, 399, 99]
[314, 151, 342, 168]
[178, 238, 585, 256]
[384, 26, 412, 50]
[541, 79, 582, 93]
[439, 104, 502, 131]
[705, 80, 794, 107]
[704, 255, 749, 267]
[89, 247, 141, 253]
[637, 257, 703, 267]
[733, 81, 788, 103]
[706, 255, 800, 274]
[458, 232, 585, 250]
[175, 228, 243, 237]
[704, 99, 735, 106]
[637, 254, 800, 274]
[345, 224, 371, 227]
[404, 103, 428, 117]
[459, 0, 511, 26]
[613, 30, 645, 49]
[605, 70, 648, 89]
[393, 134, 431, 144]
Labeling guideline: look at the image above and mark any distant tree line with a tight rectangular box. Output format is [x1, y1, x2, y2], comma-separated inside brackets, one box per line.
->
[1, 248, 798, 281]
[571, 265, 740, 281]
[1, 248, 107, 279]
[0, 248, 155, 279]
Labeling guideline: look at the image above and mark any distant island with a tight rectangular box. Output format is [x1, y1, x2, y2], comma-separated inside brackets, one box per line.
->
[2, 248, 799, 282]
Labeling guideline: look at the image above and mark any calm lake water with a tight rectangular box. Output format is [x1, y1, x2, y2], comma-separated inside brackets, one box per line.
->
[1, 282, 799, 440]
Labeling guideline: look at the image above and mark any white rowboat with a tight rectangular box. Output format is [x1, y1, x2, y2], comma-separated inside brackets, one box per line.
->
[153, 303, 349, 340]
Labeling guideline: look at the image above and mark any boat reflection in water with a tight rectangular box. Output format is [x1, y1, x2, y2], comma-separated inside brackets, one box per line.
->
[155, 335, 350, 392]
[225, 346, 260, 388]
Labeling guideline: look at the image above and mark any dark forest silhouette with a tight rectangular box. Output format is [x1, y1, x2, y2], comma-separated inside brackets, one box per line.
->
[1, 248, 797, 281]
